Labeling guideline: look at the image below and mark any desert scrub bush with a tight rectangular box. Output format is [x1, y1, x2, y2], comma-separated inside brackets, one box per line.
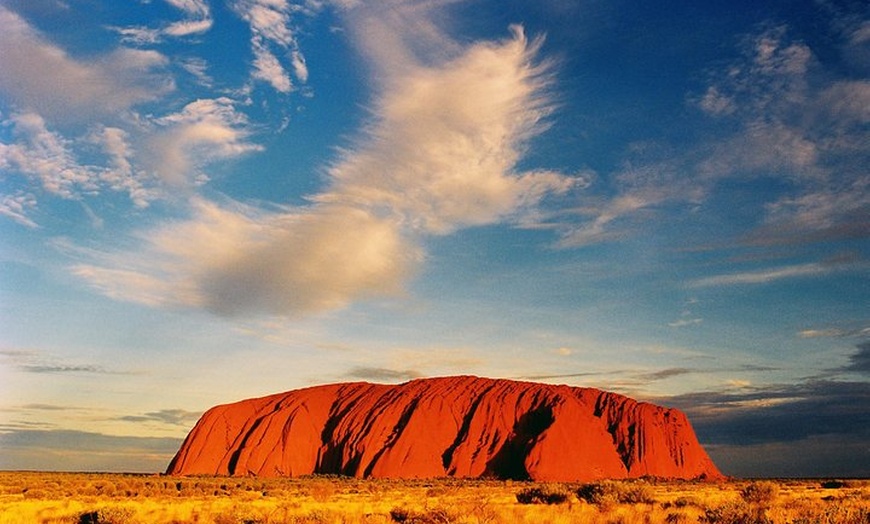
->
[515, 485, 571, 504]
[740, 481, 779, 507]
[663, 496, 698, 509]
[389, 506, 458, 523]
[73, 507, 135, 524]
[788, 503, 863, 524]
[575, 480, 655, 506]
[212, 507, 266, 524]
[700, 502, 771, 524]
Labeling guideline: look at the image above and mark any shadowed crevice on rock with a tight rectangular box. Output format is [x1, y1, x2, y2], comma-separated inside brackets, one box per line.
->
[484, 404, 555, 480]
[440, 381, 499, 473]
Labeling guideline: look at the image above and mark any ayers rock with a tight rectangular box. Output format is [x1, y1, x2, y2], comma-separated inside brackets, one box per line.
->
[167, 376, 722, 481]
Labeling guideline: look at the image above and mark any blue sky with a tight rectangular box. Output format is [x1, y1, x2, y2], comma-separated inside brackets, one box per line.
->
[0, 0, 868, 477]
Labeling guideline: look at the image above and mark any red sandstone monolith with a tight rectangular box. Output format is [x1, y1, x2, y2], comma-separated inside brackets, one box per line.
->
[167, 376, 721, 481]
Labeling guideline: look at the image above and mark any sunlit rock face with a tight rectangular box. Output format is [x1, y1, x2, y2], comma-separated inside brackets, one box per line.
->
[167, 376, 722, 481]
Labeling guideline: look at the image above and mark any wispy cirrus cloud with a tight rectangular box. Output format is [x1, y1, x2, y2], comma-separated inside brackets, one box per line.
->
[689, 262, 829, 287]
[0, 96, 261, 218]
[559, 20, 869, 251]
[0, 6, 172, 121]
[72, 12, 574, 317]
[318, 24, 573, 235]
[0, 4, 273, 227]
[517, 367, 698, 386]
[0, 348, 130, 375]
[514, 372, 607, 381]
[669, 318, 703, 328]
[118, 409, 202, 427]
[112, 0, 213, 44]
[232, 0, 311, 92]
[19, 364, 109, 374]
[637, 367, 694, 381]
[689, 256, 865, 287]
[163, 0, 213, 37]
[0, 112, 156, 208]
[343, 367, 422, 382]
[799, 326, 870, 339]
[0, 192, 37, 228]
[144, 97, 263, 187]
[0, 112, 97, 200]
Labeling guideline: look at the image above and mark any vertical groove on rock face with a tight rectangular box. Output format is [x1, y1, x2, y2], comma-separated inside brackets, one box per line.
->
[317, 383, 377, 475]
[440, 381, 499, 473]
[167, 376, 723, 481]
[484, 403, 555, 480]
[362, 397, 420, 477]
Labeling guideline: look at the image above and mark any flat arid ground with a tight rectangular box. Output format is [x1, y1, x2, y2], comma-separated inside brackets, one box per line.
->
[1, 472, 869, 524]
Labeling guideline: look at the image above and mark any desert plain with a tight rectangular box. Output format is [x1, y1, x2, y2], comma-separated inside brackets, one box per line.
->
[1, 471, 868, 524]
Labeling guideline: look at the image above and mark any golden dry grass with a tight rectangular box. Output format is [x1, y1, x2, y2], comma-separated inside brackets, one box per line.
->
[0, 472, 867, 524]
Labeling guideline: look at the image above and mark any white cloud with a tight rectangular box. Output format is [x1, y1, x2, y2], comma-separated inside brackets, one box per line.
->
[564, 24, 868, 249]
[0, 192, 38, 228]
[191, 204, 421, 315]
[0, 112, 161, 215]
[690, 263, 829, 287]
[751, 28, 812, 77]
[0, 99, 260, 218]
[235, 0, 294, 45]
[73, 20, 574, 317]
[335, 0, 461, 79]
[180, 58, 214, 88]
[112, 0, 212, 42]
[557, 158, 703, 248]
[73, 199, 423, 315]
[798, 327, 870, 339]
[699, 120, 822, 180]
[112, 26, 163, 45]
[818, 80, 870, 123]
[760, 177, 869, 236]
[251, 36, 293, 93]
[319, 25, 573, 235]
[798, 328, 845, 338]
[558, 194, 652, 247]
[0, 6, 172, 121]
[90, 127, 155, 209]
[290, 49, 309, 83]
[232, 0, 311, 92]
[0, 112, 97, 200]
[164, 0, 211, 17]
[71, 265, 192, 309]
[145, 98, 263, 186]
[163, 0, 212, 36]
[697, 86, 736, 116]
[669, 318, 703, 328]
[165, 18, 214, 37]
